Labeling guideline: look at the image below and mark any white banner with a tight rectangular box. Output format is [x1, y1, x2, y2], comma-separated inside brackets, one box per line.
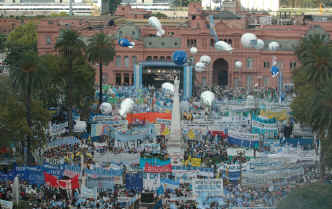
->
[143, 173, 160, 190]
[231, 208, 276, 209]
[81, 186, 97, 199]
[192, 179, 223, 197]
[49, 122, 68, 136]
[144, 143, 160, 153]
[0, 199, 13, 209]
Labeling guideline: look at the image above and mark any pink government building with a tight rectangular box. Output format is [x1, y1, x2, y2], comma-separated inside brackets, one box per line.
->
[33, 2, 332, 93]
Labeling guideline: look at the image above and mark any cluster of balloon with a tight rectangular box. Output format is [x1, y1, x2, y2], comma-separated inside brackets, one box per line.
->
[195, 55, 211, 72]
[118, 38, 135, 48]
[200, 91, 215, 106]
[200, 55, 211, 66]
[100, 102, 112, 114]
[119, 98, 135, 117]
[148, 16, 165, 37]
[215, 40, 233, 52]
[235, 60, 242, 69]
[161, 82, 175, 94]
[241, 33, 265, 50]
[271, 56, 279, 77]
[268, 41, 280, 51]
[172, 50, 187, 65]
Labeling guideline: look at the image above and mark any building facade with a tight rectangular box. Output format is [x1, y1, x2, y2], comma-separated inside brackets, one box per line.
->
[35, 2, 332, 89]
[0, 0, 108, 16]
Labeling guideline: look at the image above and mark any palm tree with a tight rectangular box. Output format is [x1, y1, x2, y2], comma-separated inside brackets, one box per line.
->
[292, 33, 332, 180]
[87, 32, 115, 107]
[55, 29, 86, 134]
[9, 50, 45, 164]
[295, 34, 332, 88]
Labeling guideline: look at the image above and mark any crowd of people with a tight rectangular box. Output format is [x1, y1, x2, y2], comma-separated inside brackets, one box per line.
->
[0, 85, 324, 209]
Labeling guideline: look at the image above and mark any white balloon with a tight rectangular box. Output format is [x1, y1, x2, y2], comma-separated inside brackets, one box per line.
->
[148, 16, 164, 37]
[107, 88, 115, 95]
[268, 41, 280, 51]
[199, 55, 211, 66]
[255, 39, 265, 50]
[119, 98, 135, 117]
[235, 61, 242, 69]
[200, 91, 215, 106]
[162, 82, 175, 93]
[100, 102, 112, 114]
[215, 41, 233, 52]
[156, 29, 165, 37]
[195, 62, 206, 72]
[190, 47, 198, 54]
[241, 33, 257, 48]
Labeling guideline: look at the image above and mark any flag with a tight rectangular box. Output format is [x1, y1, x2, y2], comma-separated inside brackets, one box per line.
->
[157, 185, 164, 196]
[71, 175, 80, 190]
[44, 172, 58, 188]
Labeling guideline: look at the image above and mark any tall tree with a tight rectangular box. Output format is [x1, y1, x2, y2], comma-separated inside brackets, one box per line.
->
[5, 22, 47, 165]
[109, 0, 121, 15]
[291, 33, 332, 179]
[55, 29, 86, 134]
[87, 32, 115, 107]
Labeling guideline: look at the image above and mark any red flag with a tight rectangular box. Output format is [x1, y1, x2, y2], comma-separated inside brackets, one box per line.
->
[58, 179, 70, 190]
[43, 172, 58, 188]
[71, 175, 80, 190]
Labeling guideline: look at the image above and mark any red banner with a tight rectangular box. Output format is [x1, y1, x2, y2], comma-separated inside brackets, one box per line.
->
[126, 112, 171, 124]
[144, 163, 172, 173]
[44, 172, 79, 190]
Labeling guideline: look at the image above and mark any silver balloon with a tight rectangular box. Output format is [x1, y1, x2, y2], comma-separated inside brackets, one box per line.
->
[241, 33, 257, 48]
[199, 55, 211, 66]
[148, 16, 164, 37]
[195, 62, 206, 72]
[235, 61, 242, 69]
[255, 39, 265, 50]
[190, 47, 198, 54]
[268, 41, 280, 51]
[100, 102, 112, 114]
[215, 41, 233, 52]
[119, 98, 135, 117]
[200, 91, 215, 106]
[162, 82, 175, 93]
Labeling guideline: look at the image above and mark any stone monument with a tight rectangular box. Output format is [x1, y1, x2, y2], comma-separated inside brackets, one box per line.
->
[167, 77, 184, 165]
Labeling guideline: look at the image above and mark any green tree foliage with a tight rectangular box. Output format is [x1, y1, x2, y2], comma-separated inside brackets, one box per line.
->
[5, 22, 49, 164]
[291, 34, 332, 179]
[6, 21, 37, 50]
[55, 29, 86, 134]
[87, 32, 115, 107]
[109, 0, 121, 15]
[0, 34, 6, 52]
[277, 183, 332, 209]
[172, 0, 201, 7]
[0, 76, 50, 148]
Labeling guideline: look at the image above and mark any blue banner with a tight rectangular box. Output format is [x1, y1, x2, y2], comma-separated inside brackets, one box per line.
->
[125, 173, 143, 192]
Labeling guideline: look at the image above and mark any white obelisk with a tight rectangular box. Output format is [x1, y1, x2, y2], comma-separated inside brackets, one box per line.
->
[167, 77, 184, 165]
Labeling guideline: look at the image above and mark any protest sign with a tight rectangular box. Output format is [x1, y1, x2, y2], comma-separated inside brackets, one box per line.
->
[49, 122, 68, 136]
[125, 173, 143, 192]
[0, 199, 13, 209]
[143, 173, 160, 190]
[144, 143, 160, 153]
[192, 179, 224, 198]
[81, 186, 97, 199]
